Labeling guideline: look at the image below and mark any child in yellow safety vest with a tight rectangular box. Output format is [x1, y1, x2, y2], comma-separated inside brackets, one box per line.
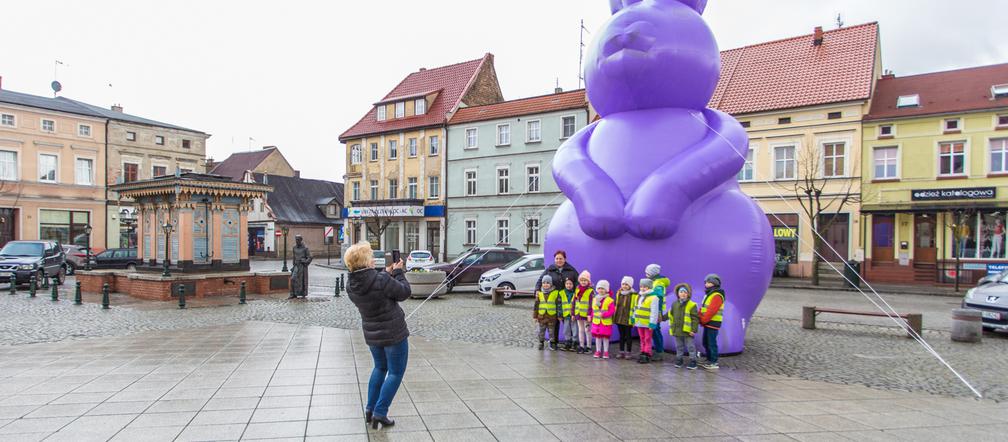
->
[533, 276, 560, 351]
[669, 283, 700, 370]
[589, 280, 616, 359]
[561, 278, 577, 351]
[551, 278, 572, 351]
[571, 270, 594, 354]
[634, 279, 660, 364]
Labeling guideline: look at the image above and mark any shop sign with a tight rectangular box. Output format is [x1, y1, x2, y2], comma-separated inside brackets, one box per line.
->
[346, 206, 424, 218]
[962, 263, 987, 271]
[773, 227, 797, 239]
[911, 187, 996, 201]
[988, 263, 1008, 275]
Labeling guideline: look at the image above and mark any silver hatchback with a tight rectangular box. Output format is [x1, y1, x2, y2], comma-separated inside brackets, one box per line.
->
[963, 271, 1008, 331]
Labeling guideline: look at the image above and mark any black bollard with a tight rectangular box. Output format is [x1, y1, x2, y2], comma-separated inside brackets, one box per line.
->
[239, 281, 247, 305]
[340, 274, 345, 292]
[29, 274, 36, 298]
[334, 278, 341, 297]
[42, 273, 49, 289]
[51, 275, 59, 301]
[178, 284, 186, 309]
[9, 274, 16, 296]
[74, 281, 82, 305]
[101, 283, 110, 309]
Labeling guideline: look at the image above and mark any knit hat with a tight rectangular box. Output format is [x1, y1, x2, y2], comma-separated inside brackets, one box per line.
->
[541, 276, 554, 287]
[674, 283, 692, 296]
[621, 276, 634, 287]
[596, 280, 610, 291]
[645, 264, 661, 278]
[639, 278, 653, 289]
[704, 273, 722, 287]
[579, 270, 591, 281]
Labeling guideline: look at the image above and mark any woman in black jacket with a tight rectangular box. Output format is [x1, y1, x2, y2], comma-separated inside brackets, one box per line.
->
[344, 243, 411, 429]
[535, 250, 579, 350]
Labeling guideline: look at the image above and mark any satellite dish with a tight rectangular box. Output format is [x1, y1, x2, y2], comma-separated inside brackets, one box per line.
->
[51, 81, 62, 93]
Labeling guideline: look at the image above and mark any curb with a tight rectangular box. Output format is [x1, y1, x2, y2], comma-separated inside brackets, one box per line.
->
[770, 281, 964, 298]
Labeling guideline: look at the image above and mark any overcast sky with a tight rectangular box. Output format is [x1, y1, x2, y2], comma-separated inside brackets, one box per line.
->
[1, 0, 1003, 182]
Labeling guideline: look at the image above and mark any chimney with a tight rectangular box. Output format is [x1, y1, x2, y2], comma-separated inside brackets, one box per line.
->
[111, 104, 123, 113]
[294, 170, 301, 178]
[813, 26, 824, 46]
[555, 87, 563, 94]
[882, 70, 895, 80]
[262, 145, 276, 150]
[205, 158, 215, 170]
[419, 67, 426, 72]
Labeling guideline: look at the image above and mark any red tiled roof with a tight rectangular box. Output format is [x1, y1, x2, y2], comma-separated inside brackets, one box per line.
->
[865, 63, 1008, 120]
[340, 55, 492, 141]
[449, 89, 587, 124]
[710, 22, 879, 115]
[210, 148, 276, 181]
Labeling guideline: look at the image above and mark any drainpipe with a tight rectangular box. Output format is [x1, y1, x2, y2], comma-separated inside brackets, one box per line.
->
[103, 118, 109, 250]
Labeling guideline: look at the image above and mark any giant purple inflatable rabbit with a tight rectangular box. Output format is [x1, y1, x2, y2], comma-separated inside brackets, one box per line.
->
[545, 0, 773, 354]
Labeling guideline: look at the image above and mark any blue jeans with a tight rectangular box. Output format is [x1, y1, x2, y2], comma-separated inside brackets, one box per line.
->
[652, 325, 664, 354]
[367, 338, 409, 417]
[702, 327, 719, 364]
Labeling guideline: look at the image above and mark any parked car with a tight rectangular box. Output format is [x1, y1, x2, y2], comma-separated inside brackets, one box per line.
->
[92, 248, 141, 271]
[373, 250, 387, 269]
[478, 254, 545, 299]
[406, 250, 435, 270]
[0, 240, 67, 286]
[963, 270, 1008, 332]
[62, 244, 98, 275]
[427, 247, 525, 292]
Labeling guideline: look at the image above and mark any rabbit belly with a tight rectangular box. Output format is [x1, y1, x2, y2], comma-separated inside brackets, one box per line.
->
[544, 185, 773, 354]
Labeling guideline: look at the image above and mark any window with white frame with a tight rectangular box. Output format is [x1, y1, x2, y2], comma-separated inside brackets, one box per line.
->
[1, 113, 14, 127]
[388, 140, 398, 159]
[388, 179, 398, 199]
[377, 105, 386, 121]
[465, 170, 477, 196]
[526, 120, 541, 142]
[939, 141, 966, 176]
[944, 118, 961, 132]
[154, 135, 164, 145]
[773, 145, 796, 180]
[428, 176, 440, 199]
[350, 144, 362, 164]
[998, 115, 1008, 128]
[407, 177, 418, 199]
[822, 142, 846, 177]
[78, 124, 91, 137]
[41, 119, 55, 132]
[497, 167, 509, 194]
[878, 124, 893, 138]
[38, 154, 57, 183]
[991, 138, 1008, 174]
[429, 136, 439, 156]
[126, 131, 136, 141]
[497, 218, 509, 245]
[526, 218, 540, 245]
[415, 99, 426, 115]
[497, 124, 510, 146]
[526, 165, 540, 192]
[737, 146, 754, 181]
[873, 146, 899, 179]
[465, 220, 477, 245]
[352, 181, 360, 201]
[395, 102, 405, 118]
[369, 180, 379, 200]
[0, 151, 17, 180]
[408, 138, 417, 157]
[562, 116, 576, 138]
[370, 143, 379, 161]
[465, 128, 478, 149]
[993, 84, 1008, 99]
[75, 158, 93, 185]
[896, 94, 919, 108]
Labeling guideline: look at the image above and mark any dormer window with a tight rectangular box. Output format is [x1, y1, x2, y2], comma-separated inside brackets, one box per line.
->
[944, 118, 961, 133]
[415, 99, 426, 115]
[878, 124, 894, 138]
[993, 84, 1008, 99]
[896, 94, 919, 108]
[395, 102, 405, 118]
[376, 106, 386, 121]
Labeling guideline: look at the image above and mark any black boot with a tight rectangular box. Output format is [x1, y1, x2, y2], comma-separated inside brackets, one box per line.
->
[538, 341, 544, 351]
[371, 415, 395, 429]
[550, 341, 558, 351]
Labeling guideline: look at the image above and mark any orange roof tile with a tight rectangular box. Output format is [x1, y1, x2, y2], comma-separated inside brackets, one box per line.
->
[710, 22, 879, 115]
[449, 89, 587, 124]
[865, 63, 1008, 120]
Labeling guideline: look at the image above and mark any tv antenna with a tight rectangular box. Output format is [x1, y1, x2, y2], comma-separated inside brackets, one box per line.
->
[836, 13, 844, 28]
[52, 60, 68, 96]
[578, 19, 591, 88]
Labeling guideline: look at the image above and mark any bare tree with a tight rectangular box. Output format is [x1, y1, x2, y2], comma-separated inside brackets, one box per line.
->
[789, 142, 863, 286]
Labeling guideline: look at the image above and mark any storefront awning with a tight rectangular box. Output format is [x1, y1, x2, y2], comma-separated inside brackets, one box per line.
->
[860, 202, 1006, 213]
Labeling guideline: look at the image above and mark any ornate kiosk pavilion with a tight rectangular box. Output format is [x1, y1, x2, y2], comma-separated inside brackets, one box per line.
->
[78, 173, 291, 301]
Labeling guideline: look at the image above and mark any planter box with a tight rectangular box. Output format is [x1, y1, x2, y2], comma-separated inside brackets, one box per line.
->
[405, 271, 447, 299]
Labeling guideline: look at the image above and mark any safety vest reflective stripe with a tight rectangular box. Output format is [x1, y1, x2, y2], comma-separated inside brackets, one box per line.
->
[537, 290, 558, 316]
[558, 291, 572, 317]
[634, 295, 654, 328]
[701, 291, 725, 325]
[591, 297, 614, 326]
[682, 300, 698, 332]
[574, 288, 593, 317]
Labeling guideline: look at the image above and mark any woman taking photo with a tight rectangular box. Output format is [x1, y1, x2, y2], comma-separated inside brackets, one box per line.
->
[344, 242, 411, 430]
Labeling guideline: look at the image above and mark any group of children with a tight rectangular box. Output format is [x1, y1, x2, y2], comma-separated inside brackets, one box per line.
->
[533, 264, 725, 370]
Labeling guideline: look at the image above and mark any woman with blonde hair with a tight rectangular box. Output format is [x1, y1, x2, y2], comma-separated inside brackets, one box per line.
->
[344, 242, 411, 430]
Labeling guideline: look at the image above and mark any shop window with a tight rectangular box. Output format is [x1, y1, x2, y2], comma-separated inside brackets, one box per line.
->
[767, 213, 798, 264]
[40, 210, 90, 247]
[939, 141, 966, 176]
[952, 212, 978, 259]
[405, 222, 419, 253]
[980, 212, 1006, 259]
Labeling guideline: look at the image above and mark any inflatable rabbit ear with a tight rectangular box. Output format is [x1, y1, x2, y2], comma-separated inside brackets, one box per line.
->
[609, 0, 707, 15]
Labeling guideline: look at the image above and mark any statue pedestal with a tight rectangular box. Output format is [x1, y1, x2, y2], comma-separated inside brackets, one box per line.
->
[76, 270, 291, 301]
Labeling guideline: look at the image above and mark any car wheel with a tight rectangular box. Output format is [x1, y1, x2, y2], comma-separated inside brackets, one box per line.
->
[126, 263, 136, 272]
[498, 282, 516, 299]
[65, 262, 76, 276]
[445, 279, 455, 294]
[57, 267, 66, 286]
[36, 269, 45, 286]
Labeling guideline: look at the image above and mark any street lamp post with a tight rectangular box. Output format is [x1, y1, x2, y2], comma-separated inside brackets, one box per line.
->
[162, 221, 173, 277]
[84, 224, 93, 271]
[281, 226, 290, 272]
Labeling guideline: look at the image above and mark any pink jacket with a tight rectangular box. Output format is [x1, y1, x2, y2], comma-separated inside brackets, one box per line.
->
[589, 294, 616, 337]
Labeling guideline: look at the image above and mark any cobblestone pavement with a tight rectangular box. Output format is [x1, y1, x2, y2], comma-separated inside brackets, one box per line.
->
[1, 321, 1006, 441]
[0, 262, 1005, 403]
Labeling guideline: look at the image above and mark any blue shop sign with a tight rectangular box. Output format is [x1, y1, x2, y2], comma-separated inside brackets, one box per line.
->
[988, 263, 1008, 275]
